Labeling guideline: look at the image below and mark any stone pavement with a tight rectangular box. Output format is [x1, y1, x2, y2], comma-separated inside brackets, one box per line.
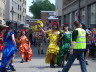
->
[14, 55, 96, 72]
[13, 45, 96, 72]
[0, 44, 96, 72]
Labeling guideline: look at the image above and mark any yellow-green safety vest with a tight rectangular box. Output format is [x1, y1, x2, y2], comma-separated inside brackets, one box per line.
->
[74, 28, 86, 49]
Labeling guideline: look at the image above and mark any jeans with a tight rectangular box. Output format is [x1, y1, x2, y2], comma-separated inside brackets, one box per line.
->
[62, 50, 87, 72]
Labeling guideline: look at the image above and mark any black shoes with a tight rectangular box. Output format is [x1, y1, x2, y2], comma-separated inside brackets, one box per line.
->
[25, 58, 28, 62]
[10, 65, 16, 71]
[20, 59, 24, 63]
[50, 60, 55, 68]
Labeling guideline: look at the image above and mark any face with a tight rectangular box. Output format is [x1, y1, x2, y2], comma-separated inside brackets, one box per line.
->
[64, 26, 68, 31]
[22, 31, 25, 35]
[53, 25, 58, 30]
[73, 24, 75, 29]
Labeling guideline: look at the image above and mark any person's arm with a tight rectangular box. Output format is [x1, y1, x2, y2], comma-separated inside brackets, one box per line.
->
[12, 34, 16, 47]
[70, 30, 78, 54]
[0, 38, 3, 41]
[59, 24, 64, 32]
[38, 24, 49, 33]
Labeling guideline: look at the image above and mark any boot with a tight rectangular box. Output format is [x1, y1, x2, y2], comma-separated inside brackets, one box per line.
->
[20, 59, 24, 63]
[25, 58, 28, 62]
[41, 50, 44, 54]
[10, 65, 16, 71]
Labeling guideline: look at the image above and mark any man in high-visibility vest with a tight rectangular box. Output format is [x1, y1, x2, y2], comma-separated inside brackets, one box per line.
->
[59, 21, 87, 72]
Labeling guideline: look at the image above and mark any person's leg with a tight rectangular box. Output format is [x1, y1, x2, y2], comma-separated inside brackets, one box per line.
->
[62, 54, 76, 72]
[50, 54, 56, 68]
[62, 55, 67, 67]
[78, 52, 87, 72]
[41, 43, 44, 54]
[21, 53, 24, 63]
[85, 50, 89, 65]
[0, 51, 2, 61]
[9, 55, 16, 71]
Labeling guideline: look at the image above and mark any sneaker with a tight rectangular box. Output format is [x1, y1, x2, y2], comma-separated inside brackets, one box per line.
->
[86, 61, 89, 65]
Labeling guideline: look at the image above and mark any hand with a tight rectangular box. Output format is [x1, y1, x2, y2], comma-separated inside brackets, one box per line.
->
[61, 24, 64, 27]
[70, 50, 73, 54]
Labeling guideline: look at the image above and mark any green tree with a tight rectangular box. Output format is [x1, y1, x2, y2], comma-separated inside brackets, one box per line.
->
[29, 0, 55, 19]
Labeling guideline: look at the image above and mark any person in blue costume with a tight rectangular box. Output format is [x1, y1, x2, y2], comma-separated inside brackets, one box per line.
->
[0, 27, 17, 72]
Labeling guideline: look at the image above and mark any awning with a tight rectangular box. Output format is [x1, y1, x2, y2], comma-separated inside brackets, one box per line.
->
[48, 16, 58, 20]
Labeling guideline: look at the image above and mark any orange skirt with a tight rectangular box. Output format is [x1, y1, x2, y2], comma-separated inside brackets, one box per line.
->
[19, 43, 33, 61]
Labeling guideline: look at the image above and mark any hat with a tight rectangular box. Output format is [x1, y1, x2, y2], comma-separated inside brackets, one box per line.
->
[22, 29, 26, 32]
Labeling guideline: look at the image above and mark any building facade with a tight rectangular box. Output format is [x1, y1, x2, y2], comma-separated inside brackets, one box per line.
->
[62, 0, 96, 28]
[4, 0, 26, 25]
[55, 0, 63, 26]
[0, 0, 6, 24]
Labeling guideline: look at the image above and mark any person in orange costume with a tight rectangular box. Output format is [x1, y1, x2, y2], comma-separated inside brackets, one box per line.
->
[19, 31, 33, 63]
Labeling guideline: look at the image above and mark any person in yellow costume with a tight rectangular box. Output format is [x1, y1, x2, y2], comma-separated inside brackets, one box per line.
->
[38, 23, 60, 68]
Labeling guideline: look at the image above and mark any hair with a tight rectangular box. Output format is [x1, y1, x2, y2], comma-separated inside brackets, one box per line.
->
[82, 24, 86, 30]
[73, 21, 80, 28]
[63, 24, 68, 30]
[52, 25, 59, 30]
[3, 27, 13, 38]
[21, 31, 25, 36]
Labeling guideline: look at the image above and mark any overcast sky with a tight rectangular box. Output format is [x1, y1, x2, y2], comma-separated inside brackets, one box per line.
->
[26, 0, 55, 17]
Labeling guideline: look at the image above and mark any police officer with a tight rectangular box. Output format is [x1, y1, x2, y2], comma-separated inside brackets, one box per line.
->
[59, 21, 87, 72]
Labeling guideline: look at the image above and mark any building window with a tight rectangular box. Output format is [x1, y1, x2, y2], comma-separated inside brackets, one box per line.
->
[25, 1, 26, 5]
[20, 6, 21, 11]
[23, 16, 25, 21]
[18, 14, 19, 20]
[20, 15, 21, 21]
[18, 5, 19, 10]
[81, 8, 86, 24]
[91, 3, 96, 24]
[20, 0, 21, 2]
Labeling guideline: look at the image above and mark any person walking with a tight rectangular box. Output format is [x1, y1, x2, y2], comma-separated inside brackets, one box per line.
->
[0, 27, 17, 72]
[18, 31, 33, 63]
[57, 24, 72, 67]
[59, 21, 87, 72]
[37, 30, 44, 55]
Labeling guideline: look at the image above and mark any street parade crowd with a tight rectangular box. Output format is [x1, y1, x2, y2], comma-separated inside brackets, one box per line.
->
[0, 21, 96, 72]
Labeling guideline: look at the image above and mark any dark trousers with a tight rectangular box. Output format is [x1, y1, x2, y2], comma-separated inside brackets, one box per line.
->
[62, 50, 87, 72]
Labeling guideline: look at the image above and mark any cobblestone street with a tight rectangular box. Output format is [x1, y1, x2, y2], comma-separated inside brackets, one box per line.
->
[13, 45, 96, 72]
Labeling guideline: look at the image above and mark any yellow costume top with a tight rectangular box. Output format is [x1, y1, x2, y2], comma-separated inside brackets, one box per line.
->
[45, 30, 60, 64]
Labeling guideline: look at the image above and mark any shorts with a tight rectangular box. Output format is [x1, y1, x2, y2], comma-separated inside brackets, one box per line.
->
[85, 44, 91, 51]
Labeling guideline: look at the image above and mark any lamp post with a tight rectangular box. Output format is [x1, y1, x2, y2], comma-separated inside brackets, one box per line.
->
[78, 0, 81, 23]
[10, 7, 15, 22]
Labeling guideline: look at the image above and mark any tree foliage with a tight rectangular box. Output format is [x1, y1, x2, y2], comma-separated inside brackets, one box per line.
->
[29, 0, 55, 19]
